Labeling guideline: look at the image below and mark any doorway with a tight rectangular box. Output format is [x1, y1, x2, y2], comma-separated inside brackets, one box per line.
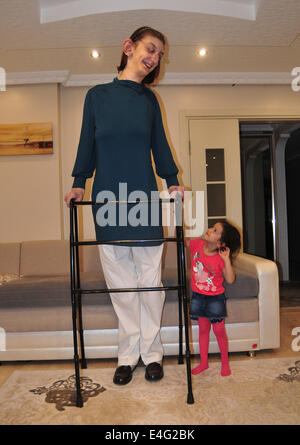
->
[239, 130, 275, 261]
[239, 121, 300, 284]
[285, 127, 300, 281]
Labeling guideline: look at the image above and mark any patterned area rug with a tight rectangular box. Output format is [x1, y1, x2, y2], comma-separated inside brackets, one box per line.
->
[0, 357, 300, 425]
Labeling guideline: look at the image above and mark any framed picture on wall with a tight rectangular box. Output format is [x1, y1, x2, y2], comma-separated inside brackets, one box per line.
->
[0, 122, 53, 155]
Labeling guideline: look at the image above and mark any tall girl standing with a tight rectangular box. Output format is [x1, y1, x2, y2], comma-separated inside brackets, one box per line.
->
[65, 27, 184, 385]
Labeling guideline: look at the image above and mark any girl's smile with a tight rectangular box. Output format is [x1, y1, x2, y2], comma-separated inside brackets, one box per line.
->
[138, 39, 164, 73]
[121, 35, 165, 83]
[135, 38, 164, 76]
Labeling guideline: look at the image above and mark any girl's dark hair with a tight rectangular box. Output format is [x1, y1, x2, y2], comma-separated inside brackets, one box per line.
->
[219, 220, 241, 259]
[117, 26, 166, 85]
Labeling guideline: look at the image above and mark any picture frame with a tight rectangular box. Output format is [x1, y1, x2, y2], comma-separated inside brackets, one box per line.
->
[0, 122, 53, 155]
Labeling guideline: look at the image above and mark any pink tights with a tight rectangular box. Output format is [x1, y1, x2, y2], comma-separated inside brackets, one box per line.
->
[192, 317, 231, 376]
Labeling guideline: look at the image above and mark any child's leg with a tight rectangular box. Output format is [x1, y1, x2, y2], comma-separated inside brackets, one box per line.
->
[192, 317, 211, 375]
[212, 319, 231, 376]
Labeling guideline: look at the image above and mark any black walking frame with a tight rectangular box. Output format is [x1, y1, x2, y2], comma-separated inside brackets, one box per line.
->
[69, 197, 194, 407]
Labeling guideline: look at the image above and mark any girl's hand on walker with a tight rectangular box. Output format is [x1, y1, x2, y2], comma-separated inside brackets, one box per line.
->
[64, 188, 85, 208]
[168, 185, 185, 199]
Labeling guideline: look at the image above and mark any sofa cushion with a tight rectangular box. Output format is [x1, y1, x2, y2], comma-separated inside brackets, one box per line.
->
[224, 269, 259, 299]
[226, 297, 258, 323]
[0, 243, 20, 275]
[0, 270, 181, 305]
[79, 244, 103, 274]
[0, 272, 107, 308]
[0, 275, 71, 307]
[20, 240, 69, 276]
[0, 271, 180, 332]
[0, 296, 182, 333]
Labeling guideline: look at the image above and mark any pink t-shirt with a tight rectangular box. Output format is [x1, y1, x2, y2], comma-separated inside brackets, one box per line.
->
[190, 238, 225, 295]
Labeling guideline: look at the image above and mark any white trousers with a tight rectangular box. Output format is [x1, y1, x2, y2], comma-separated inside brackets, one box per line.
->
[98, 244, 165, 367]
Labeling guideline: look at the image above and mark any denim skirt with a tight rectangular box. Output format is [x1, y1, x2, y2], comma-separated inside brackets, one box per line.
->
[189, 291, 227, 320]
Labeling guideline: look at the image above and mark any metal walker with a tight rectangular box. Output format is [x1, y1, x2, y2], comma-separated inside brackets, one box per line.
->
[69, 197, 194, 406]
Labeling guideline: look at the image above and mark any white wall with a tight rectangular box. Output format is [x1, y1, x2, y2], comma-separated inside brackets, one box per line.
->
[1, 82, 300, 244]
[0, 84, 62, 242]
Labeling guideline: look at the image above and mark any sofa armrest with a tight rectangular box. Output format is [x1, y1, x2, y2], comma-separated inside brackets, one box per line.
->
[234, 252, 280, 349]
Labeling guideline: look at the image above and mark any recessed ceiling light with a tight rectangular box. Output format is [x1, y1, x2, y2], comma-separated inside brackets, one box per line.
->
[90, 49, 100, 59]
[198, 48, 207, 57]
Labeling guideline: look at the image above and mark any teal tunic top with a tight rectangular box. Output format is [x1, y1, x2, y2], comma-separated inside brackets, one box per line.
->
[72, 77, 179, 245]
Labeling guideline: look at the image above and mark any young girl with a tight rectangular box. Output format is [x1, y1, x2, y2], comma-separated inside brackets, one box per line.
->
[188, 220, 241, 376]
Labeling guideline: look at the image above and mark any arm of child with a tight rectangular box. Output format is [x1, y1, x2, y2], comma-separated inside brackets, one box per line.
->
[184, 238, 190, 249]
[219, 247, 236, 284]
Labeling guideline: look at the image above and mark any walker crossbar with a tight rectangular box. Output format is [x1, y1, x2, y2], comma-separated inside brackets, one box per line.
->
[74, 286, 184, 294]
[69, 198, 194, 407]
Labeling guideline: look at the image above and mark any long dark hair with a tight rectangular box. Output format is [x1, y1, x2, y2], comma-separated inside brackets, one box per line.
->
[117, 26, 165, 85]
[219, 220, 241, 259]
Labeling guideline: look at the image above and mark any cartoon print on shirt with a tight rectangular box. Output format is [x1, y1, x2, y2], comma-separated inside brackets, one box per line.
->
[192, 251, 217, 292]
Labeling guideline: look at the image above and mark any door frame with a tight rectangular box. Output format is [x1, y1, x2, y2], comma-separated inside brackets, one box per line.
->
[239, 132, 276, 261]
[179, 109, 300, 265]
[179, 109, 300, 188]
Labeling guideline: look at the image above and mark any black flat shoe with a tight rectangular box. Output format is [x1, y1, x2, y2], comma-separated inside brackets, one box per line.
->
[113, 365, 135, 385]
[145, 362, 164, 382]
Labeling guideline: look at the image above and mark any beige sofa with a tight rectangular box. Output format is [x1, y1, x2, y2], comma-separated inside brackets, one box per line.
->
[0, 240, 280, 362]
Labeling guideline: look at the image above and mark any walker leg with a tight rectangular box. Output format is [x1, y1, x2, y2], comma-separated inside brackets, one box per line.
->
[70, 203, 83, 407]
[74, 205, 87, 370]
[178, 298, 184, 365]
[74, 353, 83, 408]
[176, 243, 184, 364]
[182, 303, 194, 404]
[176, 222, 194, 404]
[78, 294, 87, 369]
[71, 291, 83, 406]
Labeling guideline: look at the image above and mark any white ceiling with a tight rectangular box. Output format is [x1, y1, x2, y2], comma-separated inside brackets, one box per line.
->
[39, 0, 261, 23]
[0, 0, 300, 86]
